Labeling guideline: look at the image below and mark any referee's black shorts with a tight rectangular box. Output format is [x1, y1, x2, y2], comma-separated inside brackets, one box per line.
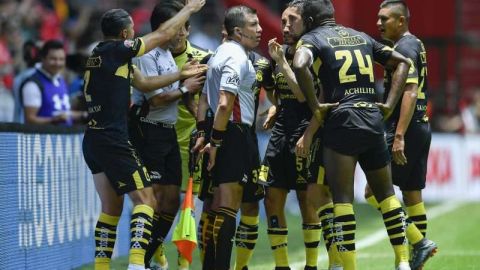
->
[386, 121, 431, 191]
[83, 129, 151, 195]
[212, 122, 259, 186]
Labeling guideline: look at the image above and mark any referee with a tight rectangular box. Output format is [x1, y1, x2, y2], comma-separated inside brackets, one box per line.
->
[200, 5, 262, 270]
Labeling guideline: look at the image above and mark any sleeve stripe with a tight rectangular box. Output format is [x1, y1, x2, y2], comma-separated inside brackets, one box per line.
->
[406, 78, 419, 84]
[136, 38, 146, 57]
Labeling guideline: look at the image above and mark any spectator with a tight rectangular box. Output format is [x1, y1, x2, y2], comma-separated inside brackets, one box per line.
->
[13, 40, 40, 122]
[461, 88, 480, 134]
[20, 39, 86, 125]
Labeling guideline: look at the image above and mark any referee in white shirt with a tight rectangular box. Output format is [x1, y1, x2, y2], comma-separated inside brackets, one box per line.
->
[200, 5, 262, 270]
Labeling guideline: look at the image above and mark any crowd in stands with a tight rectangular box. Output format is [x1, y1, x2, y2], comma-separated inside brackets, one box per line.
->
[0, 0, 478, 133]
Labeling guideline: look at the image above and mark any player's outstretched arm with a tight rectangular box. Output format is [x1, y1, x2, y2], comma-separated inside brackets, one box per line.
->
[141, 0, 206, 53]
[132, 63, 207, 93]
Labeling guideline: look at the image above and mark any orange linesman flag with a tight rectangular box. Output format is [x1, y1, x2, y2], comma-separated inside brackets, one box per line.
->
[172, 177, 197, 263]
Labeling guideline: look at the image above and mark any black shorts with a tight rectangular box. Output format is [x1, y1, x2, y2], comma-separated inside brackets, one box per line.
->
[131, 121, 182, 186]
[308, 132, 328, 186]
[260, 126, 309, 190]
[324, 107, 390, 171]
[199, 126, 264, 202]
[386, 121, 431, 190]
[212, 123, 257, 185]
[83, 129, 151, 195]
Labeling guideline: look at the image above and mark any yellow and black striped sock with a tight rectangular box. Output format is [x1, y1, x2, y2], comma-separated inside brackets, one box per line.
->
[198, 211, 208, 260]
[303, 223, 322, 268]
[406, 202, 428, 237]
[145, 211, 176, 266]
[318, 202, 342, 268]
[367, 195, 423, 247]
[213, 207, 238, 270]
[267, 227, 289, 268]
[152, 243, 167, 266]
[94, 212, 120, 270]
[129, 204, 154, 266]
[333, 203, 356, 270]
[365, 195, 380, 210]
[202, 210, 217, 269]
[379, 196, 409, 265]
[234, 215, 259, 270]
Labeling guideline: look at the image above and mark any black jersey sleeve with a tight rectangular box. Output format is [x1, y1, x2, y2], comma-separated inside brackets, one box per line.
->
[395, 38, 420, 84]
[297, 33, 321, 61]
[115, 38, 146, 62]
[257, 57, 275, 91]
[370, 36, 393, 66]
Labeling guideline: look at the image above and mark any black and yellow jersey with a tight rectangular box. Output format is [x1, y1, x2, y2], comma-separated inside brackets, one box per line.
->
[173, 40, 211, 125]
[173, 41, 211, 144]
[272, 45, 312, 132]
[385, 34, 428, 123]
[173, 41, 212, 192]
[249, 51, 274, 127]
[83, 38, 145, 136]
[298, 25, 393, 107]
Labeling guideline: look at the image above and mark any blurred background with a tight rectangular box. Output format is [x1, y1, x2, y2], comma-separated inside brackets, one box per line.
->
[0, 0, 479, 133]
[0, 0, 479, 269]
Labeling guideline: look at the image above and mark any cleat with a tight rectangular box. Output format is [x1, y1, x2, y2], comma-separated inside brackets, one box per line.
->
[150, 260, 169, 270]
[396, 262, 411, 270]
[410, 238, 437, 270]
[304, 266, 317, 270]
[330, 266, 343, 270]
[127, 264, 146, 270]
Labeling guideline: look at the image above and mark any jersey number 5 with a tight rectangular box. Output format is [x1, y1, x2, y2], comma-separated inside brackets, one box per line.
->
[335, 49, 374, 84]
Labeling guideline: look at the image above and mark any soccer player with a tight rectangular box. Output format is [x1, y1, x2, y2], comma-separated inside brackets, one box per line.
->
[259, 2, 326, 269]
[364, 1, 437, 269]
[81, 2, 206, 270]
[128, 2, 206, 270]
[200, 5, 262, 270]
[292, 0, 412, 269]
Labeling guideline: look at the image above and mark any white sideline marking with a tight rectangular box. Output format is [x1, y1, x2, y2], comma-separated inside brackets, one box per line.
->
[285, 201, 465, 270]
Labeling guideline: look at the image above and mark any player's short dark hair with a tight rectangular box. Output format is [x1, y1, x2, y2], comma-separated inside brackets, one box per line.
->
[224, 5, 257, 36]
[100, 9, 132, 37]
[150, 0, 185, 31]
[302, 0, 335, 29]
[39, 40, 64, 59]
[380, 0, 410, 22]
[286, 0, 308, 14]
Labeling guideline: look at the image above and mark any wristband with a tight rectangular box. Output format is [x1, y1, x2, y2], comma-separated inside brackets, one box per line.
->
[179, 85, 189, 95]
[211, 128, 225, 141]
[210, 138, 222, 148]
[197, 130, 206, 138]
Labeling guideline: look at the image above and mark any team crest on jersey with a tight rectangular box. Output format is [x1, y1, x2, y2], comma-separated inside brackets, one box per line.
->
[226, 72, 240, 86]
[124, 39, 135, 48]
